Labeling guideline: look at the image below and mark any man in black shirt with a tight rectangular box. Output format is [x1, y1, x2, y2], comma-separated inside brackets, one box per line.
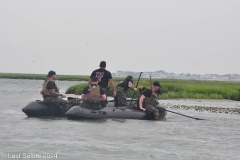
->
[138, 81, 166, 120]
[41, 71, 67, 108]
[82, 76, 107, 110]
[89, 61, 116, 97]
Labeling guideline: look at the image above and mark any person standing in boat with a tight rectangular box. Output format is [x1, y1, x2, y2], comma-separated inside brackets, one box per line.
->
[89, 61, 116, 97]
[40, 70, 67, 108]
[81, 76, 107, 110]
[138, 81, 166, 120]
[115, 75, 137, 106]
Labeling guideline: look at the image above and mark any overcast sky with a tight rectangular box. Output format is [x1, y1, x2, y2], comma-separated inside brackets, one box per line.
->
[0, 0, 239, 75]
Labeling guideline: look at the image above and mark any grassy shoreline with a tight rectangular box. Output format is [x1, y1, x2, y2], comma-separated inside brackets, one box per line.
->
[1, 72, 240, 100]
[0, 72, 91, 81]
[66, 78, 240, 101]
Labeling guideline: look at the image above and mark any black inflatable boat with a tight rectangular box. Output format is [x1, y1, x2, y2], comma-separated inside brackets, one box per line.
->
[22, 100, 68, 117]
[65, 100, 167, 120]
[22, 99, 137, 118]
[22, 99, 167, 120]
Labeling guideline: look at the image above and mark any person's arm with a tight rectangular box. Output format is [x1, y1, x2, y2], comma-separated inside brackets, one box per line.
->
[49, 89, 66, 98]
[49, 89, 61, 96]
[48, 82, 66, 97]
[81, 86, 89, 102]
[139, 95, 146, 111]
[128, 81, 137, 91]
[81, 94, 86, 102]
[109, 79, 116, 96]
[101, 94, 107, 101]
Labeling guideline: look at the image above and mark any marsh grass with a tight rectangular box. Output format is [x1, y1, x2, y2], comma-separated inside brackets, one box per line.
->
[66, 78, 240, 100]
[1, 73, 240, 100]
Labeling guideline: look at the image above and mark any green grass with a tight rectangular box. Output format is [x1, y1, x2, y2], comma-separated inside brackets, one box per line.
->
[0, 72, 90, 81]
[1, 72, 240, 100]
[66, 79, 240, 101]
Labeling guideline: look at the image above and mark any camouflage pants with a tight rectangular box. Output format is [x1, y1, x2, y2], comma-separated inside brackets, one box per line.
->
[44, 97, 67, 108]
[115, 87, 127, 106]
[143, 104, 166, 120]
[154, 105, 166, 120]
[143, 104, 160, 120]
[66, 98, 81, 109]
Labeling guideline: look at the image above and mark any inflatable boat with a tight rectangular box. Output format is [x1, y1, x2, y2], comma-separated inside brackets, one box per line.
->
[65, 100, 167, 120]
[22, 100, 69, 117]
[22, 99, 167, 120]
[22, 99, 137, 118]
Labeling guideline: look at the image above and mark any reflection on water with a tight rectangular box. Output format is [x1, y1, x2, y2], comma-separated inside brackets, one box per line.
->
[0, 79, 240, 160]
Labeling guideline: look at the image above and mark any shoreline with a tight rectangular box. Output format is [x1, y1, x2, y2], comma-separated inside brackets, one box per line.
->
[2, 72, 240, 101]
[160, 99, 240, 115]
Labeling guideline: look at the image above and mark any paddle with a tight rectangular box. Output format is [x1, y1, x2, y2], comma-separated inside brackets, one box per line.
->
[130, 72, 143, 106]
[150, 75, 152, 87]
[166, 109, 205, 120]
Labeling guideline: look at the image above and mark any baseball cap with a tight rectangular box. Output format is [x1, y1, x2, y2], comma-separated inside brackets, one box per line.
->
[91, 76, 98, 82]
[153, 81, 161, 87]
[100, 61, 106, 67]
[126, 75, 133, 79]
[47, 70, 56, 77]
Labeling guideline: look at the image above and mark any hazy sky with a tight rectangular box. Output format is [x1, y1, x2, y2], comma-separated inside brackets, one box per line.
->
[0, 0, 239, 75]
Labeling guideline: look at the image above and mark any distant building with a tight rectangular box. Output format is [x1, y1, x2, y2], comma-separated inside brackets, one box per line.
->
[112, 70, 240, 81]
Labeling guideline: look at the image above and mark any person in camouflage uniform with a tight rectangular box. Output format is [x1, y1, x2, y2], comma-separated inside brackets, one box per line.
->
[138, 81, 166, 120]
[115, 76, 137, 106]
[41, 71, 68, 108]
[81, 76, 107, 110]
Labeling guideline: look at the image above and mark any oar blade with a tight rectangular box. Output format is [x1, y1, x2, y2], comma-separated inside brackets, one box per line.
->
[195, 118, 205, 120]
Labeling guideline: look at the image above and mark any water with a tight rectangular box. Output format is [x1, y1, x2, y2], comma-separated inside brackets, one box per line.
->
[0, 79, 240, 160]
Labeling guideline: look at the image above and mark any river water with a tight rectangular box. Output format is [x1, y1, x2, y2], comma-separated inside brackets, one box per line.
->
[0, 79, 240, 160]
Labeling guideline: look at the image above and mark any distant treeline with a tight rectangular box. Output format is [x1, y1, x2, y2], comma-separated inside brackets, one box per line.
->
[1, 72, 240, 100]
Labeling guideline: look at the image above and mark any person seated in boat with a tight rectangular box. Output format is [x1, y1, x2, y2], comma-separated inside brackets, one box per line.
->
[115, 75, 137, 106]
[81, 76, 107, 110]
[40, 70, 68, 108]
[138, 81, 166, 121]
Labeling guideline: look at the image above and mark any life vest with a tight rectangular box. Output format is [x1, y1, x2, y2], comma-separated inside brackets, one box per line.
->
[143, 92, 159, 106]
[85, 85, 101, 103]
[40, 80, 59, 96]
[117, 78, 133, 91]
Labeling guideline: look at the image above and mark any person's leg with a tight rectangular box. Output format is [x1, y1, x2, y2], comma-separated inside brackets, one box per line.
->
[66, 98, 81, 109]
[116, 87, 127, 106]
[102, 88, 108, 96]
[54, 98, 67, 108]
[144, 104, 160, 120]
[154, 105, 166, 120]
[44, 97, 65, 116]
[102, 88, 109, 106]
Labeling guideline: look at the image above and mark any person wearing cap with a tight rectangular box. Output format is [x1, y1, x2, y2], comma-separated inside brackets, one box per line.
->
[40, 70, 67, 108]
[89, 61, 116, 97]
[115, 75, 137, 106]
[138, 81, 166, 120]
[81, 76, 107, 110]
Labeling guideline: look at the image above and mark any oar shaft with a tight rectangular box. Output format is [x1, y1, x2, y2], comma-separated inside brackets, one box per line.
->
[166, 110, 204, 120]
[150, 75, 152, 87]
[130, 72, 142, 106]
